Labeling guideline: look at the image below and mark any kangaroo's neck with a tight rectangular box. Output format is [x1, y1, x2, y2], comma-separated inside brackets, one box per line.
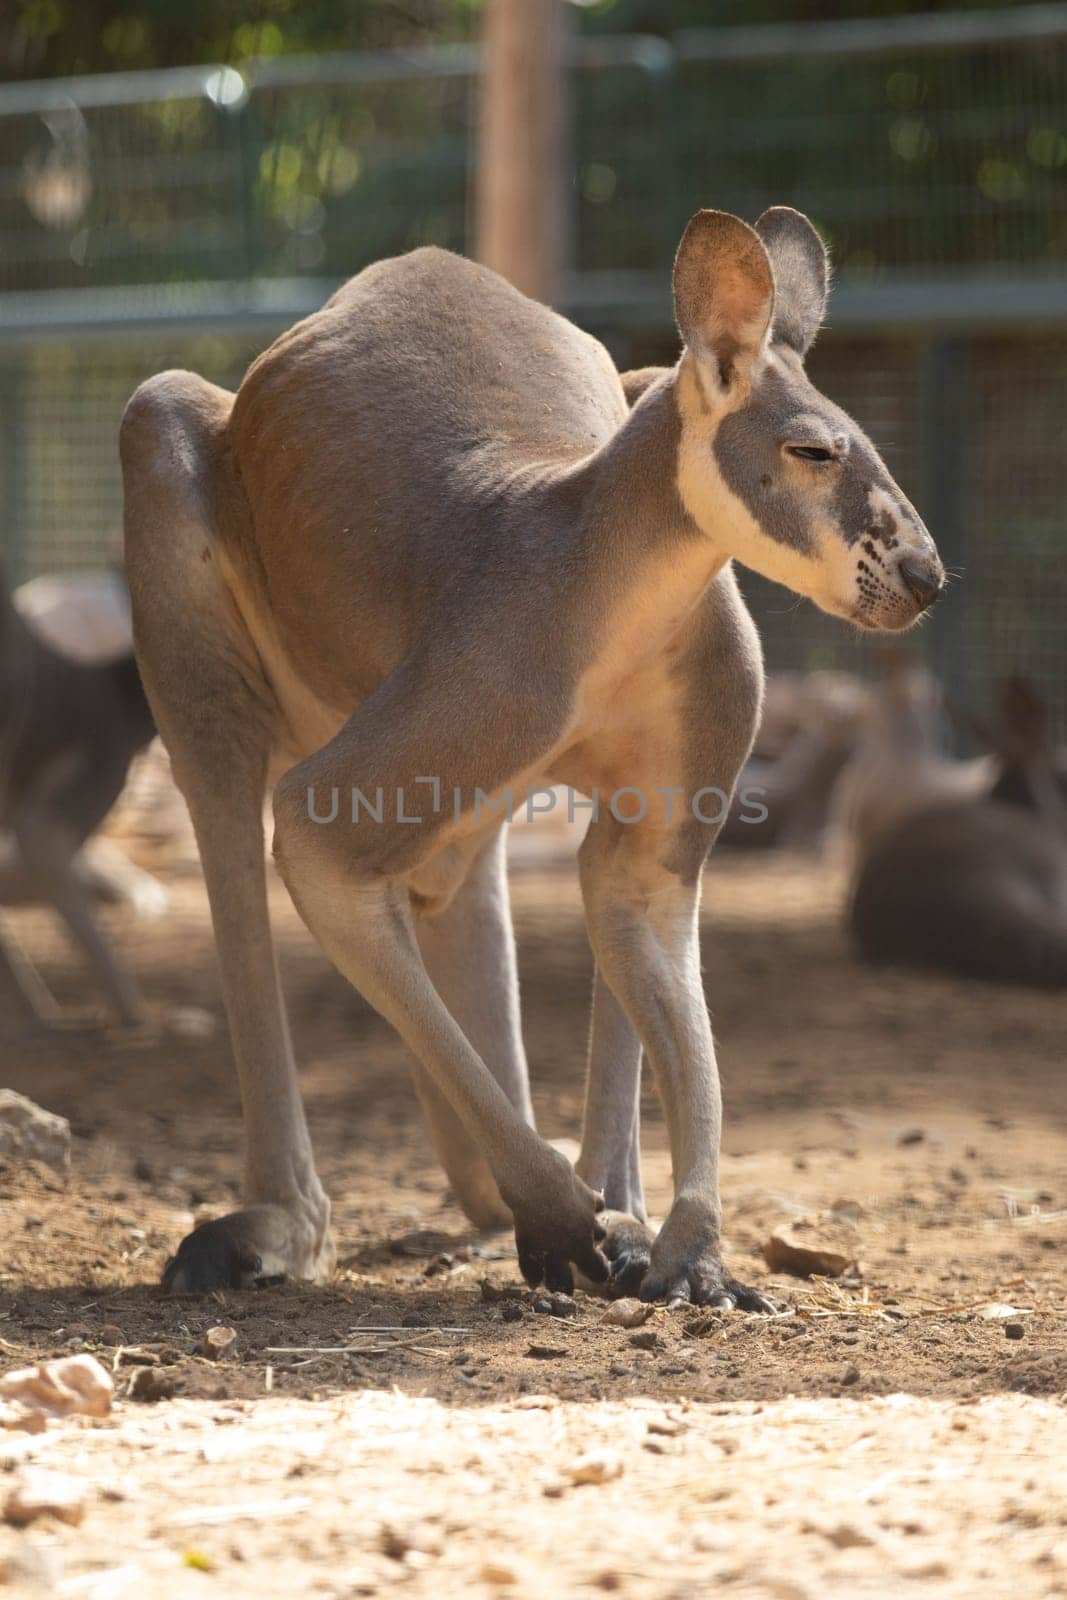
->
[563, 369, 727, 606]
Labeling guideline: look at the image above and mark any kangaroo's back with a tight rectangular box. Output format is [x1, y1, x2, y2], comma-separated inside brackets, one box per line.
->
[219, 247, 628, 710]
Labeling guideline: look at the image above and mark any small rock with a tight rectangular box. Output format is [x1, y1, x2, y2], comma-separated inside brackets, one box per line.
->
[817, 1521, 875, 1550]
[480, 1559, 520, 1584]
[500, 1302, 523, 1324]
[900, 1558, 949, 1580]
[97, 1325, 125, 1347]
[525, 1345, 567, 1360]
[0, 1537, 63, 1588]
[568, 1449, 624, 1487]
[4, 1469, 86, 1527]
[203, 1325, 237, 1361]
[647, 1416, 684, 1437]
[897, 1128, 926, 1147]
[829, 1198, 864, 1221]
[0, 1090, 71, 1176]
[762, 1234, 855, 1280]
[600, 1299, 650, 1329]
[1005, 1322, 1026, 1341]
[379, 1520, 443, 1561]
[629, 1330, 658, 1351]
[0, 1353, 112, 1428]
[127, 1366, 175, 1402]
[532, 1292, 576, 1319]
[841, 1364, 861, 1386]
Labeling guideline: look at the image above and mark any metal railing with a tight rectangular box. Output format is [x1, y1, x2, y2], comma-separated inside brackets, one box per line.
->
[1, 7, 1065, 327]
[0, 8, 1065, 731]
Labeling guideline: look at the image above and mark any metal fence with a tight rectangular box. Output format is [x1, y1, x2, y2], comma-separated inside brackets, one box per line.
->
[1, 7, 1065, 731]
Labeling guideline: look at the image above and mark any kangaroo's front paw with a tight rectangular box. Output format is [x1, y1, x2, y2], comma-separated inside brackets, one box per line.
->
[600, 1210, 655, 1297]
[640, 1196, 777, 1313]
[504, 1150, 610, 1296]
[162, 1202, 334, 1294]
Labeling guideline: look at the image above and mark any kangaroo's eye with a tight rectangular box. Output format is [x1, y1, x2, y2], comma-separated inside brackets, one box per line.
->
[787, 445, 834, 463]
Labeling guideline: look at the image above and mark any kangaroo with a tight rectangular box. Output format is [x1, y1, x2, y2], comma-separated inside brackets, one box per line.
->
[831, 659, 993, 865]
[718, 672, 870, 850]
[0, 571, 157, 1026]
[849, 676, 1067, 986]
[121, 207, 943, 1303]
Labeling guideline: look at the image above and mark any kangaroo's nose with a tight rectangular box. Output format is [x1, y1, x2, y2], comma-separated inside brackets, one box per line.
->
[899, 555, 944, 610]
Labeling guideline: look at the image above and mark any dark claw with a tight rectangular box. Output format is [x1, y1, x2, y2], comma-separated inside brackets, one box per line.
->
[545, 1257, 575, 1295]
[607, 1249, 651, 1298]
[162, 1215, 267, 1294]
[727, 1280, 780, 1315]
[575, 1244, 611, 1286]
[517, 1244, 546, 1289]
[641, 1263, 777, 1313]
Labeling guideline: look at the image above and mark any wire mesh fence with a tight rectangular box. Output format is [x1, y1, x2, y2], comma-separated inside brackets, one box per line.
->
[1, 9, 1065, 733]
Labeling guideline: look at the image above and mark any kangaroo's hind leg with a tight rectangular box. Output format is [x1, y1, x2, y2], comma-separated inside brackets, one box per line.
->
[411, 826, 533, 1232]
[12, 811, 145, 1028]
[122, 370, 333, 1293]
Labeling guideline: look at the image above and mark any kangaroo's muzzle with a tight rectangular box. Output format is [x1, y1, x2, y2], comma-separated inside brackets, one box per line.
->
[898, 554, 945, 611]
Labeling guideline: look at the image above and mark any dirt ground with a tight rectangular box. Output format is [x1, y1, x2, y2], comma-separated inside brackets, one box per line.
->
[0, 836, 1064, 1598]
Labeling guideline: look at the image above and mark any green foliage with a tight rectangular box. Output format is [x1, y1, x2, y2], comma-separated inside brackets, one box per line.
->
[2, 0, 478, 82]
[3, 0, 1050, 81]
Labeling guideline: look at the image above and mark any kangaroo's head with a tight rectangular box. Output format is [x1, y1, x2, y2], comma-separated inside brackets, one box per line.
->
[672, 207, 944, 631]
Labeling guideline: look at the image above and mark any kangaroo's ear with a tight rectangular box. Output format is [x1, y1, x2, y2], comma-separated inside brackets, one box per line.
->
[673, 210, 774, 394]
[755, 206, 829, 358]
[996, 675, 1049, 765]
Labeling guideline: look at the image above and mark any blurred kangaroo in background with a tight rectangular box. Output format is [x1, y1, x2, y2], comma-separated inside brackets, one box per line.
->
[831, 660, 994, 864]
[122, 207, 943, 1302]
[717, 671, 871, 850]
[0, 570, 157, 1026]
[848, 674, 1067, 986]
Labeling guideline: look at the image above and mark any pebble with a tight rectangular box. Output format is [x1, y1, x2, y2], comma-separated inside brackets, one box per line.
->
[480, 1559, 520, 1584]
[568, 1449, 624, 1487]
[1005, 1322, 1026, 1341]
[127, 1366, 175, 1402]
[628, 1330, 658, 1351]
[532, 1293, 576, 1319]
[4, 1469, 86, 1528]
[600, 1298, 650, 1329]
[815, 1521, 876, 1550]
[379, 1520, 443, 1560]
[0, 1537, 63, 1588]
[0, 1353, 112, 1426]
[0, 1090, 71, 1176]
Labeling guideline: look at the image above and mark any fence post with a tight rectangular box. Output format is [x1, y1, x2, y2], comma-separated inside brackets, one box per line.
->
[475, 0, 570, 304]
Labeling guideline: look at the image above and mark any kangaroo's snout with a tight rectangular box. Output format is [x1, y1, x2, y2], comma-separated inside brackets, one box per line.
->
[899, 553, 944, 612]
